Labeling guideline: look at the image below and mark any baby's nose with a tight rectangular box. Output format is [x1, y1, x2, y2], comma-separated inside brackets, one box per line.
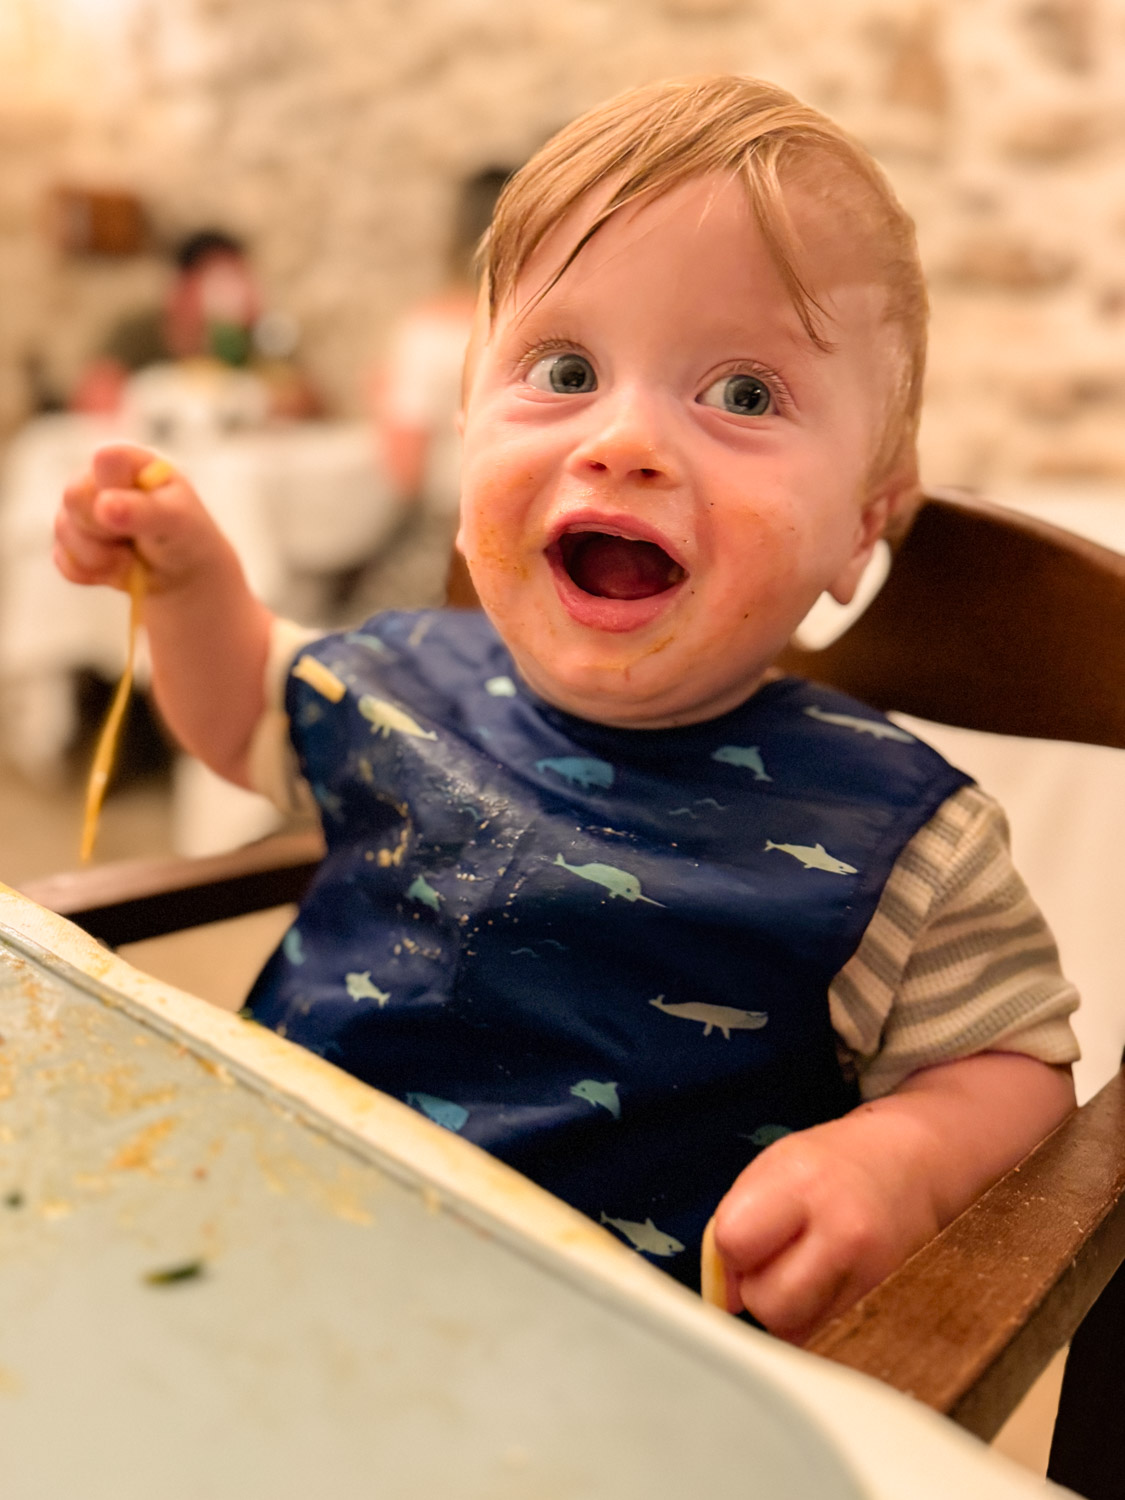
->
[569, 389, 679, 486]
[585, 457, 663, 480]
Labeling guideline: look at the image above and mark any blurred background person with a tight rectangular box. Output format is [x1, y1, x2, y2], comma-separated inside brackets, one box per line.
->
[70, 228, 321, 424]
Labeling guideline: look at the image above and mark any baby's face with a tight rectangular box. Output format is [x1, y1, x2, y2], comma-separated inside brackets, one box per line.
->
[458, 174, 905, 728]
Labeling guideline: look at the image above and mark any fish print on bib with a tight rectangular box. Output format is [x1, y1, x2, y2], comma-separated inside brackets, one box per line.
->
[247, 610, 971, 1291]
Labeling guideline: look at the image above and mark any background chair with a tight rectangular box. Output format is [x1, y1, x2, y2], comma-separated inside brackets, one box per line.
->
[17, 487, 1125, 1493]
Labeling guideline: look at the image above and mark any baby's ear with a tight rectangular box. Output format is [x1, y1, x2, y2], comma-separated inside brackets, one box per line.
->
[827, 458, 920, 605]
[877, 452, 925, 546]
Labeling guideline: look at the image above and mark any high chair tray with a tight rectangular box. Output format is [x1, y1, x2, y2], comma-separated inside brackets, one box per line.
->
[0, 885, 1070, 1499]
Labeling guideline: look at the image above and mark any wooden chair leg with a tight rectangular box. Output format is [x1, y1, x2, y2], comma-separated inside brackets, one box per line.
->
[1047, 1257, 1125, 1499]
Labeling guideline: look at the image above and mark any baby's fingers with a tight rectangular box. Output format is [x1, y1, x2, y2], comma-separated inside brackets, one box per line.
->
[733, 1229, 854, 1344]
[55, 476, 137, 589]
[53, 529, 136, 590]
[84, 446, 219, 585]
[713, 1171, 808, 1275]
[90, 443, 172, 493]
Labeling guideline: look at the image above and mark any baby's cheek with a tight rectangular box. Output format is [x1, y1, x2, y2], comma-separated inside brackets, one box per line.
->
[731, 510, 830, 617]
[460, 474, 532, 585]
[711, 548, 790, 621]
[463, 518, 526, 594]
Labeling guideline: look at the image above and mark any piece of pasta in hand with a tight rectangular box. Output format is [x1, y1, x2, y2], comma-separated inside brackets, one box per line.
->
[79, 456, 174, 862]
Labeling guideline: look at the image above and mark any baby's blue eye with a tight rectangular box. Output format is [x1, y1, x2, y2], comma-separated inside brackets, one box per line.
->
[699, 373, 773, 417]
[526, 352, 597, 394]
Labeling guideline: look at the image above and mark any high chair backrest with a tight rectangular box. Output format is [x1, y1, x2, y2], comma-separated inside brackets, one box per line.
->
[779, 486, 1125, 750]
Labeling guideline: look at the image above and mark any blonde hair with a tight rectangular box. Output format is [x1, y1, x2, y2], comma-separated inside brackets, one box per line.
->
[482, 75, 927, 492]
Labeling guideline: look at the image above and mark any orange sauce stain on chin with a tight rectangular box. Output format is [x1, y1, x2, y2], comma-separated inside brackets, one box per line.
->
[637, 631, 675, 659]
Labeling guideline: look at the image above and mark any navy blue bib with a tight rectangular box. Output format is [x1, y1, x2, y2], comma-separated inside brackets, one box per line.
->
[248, 610, 971, 1289]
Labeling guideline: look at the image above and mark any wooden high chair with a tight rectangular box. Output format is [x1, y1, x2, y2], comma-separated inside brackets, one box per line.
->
[19, 487, 1125, 1492]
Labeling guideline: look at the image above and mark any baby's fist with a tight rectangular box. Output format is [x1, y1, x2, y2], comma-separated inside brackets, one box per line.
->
[710, 1120, 938, 1343]
[54, 444, 216, 594]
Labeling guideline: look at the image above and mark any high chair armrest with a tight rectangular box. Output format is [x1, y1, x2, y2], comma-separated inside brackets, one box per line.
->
[805, 1065, 1125, 1439]
[17, 827, 326, 948]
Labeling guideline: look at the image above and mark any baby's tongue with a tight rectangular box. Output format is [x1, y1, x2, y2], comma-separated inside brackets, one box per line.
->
[566, 533, 678, 600]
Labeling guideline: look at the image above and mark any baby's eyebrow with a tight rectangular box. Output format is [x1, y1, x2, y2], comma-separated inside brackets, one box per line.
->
[504, 275, 590, 325]
[793, 329, 839, 358]
[499, 308, 596, 359]
[692, 316, 827, 363]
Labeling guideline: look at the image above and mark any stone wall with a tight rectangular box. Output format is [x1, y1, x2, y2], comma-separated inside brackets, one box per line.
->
[2, 0, 1124, 490]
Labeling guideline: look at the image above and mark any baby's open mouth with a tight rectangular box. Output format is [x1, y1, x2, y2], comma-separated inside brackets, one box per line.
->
[555, 530, 686, 601]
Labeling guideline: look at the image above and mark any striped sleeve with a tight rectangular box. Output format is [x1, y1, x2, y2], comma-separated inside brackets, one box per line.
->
[829, 782, 1080, 1100]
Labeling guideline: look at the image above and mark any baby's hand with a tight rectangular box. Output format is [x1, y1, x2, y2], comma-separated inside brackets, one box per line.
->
[711, 1052, 1074, 1343]
[54, 443, 222, 595]
[710, 1114, 940, 1344]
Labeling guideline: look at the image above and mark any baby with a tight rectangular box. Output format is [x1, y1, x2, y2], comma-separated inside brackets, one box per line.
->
[56, 76, 1078, 1343]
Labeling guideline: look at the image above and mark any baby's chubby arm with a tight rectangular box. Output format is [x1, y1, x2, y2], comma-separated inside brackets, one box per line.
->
[54, 443, 274, 787]
[712, 1051, 1075, 1343]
